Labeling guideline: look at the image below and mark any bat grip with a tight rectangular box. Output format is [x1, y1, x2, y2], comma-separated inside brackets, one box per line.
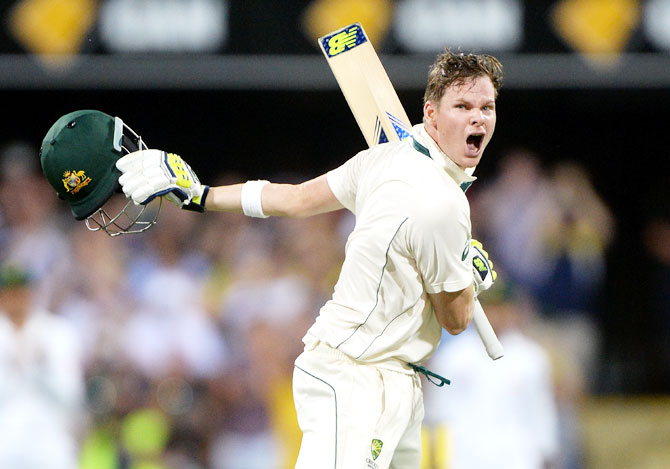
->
[473, 300, 504, 360]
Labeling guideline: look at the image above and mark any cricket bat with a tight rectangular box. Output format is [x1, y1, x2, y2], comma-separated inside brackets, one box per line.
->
[319, 23, 504, 360]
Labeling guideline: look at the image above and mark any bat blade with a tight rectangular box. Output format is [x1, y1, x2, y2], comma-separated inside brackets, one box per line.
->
[319, 22, 503, 360]
[319, 23, 412, 146]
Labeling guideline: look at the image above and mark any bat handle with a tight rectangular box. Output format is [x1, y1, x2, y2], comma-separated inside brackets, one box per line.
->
[473, 300, 504, 360]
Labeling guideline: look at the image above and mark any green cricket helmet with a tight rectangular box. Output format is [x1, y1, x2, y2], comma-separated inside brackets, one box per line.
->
[40, 110, 161, 236]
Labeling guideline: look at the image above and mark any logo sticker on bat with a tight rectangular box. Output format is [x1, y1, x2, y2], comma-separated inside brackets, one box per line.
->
[321, 23, 367, 57]
[386, 112, 412, 141]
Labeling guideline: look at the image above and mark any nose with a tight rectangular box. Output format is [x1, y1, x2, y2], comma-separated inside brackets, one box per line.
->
[470, 109, 485, 125]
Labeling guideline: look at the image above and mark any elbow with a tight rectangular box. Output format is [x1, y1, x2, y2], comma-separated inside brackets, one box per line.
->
[445, 325, 467, 336]
[437, 304, 474, 336]
[442, 319, 469, 336]
[429, 288, 475, 335]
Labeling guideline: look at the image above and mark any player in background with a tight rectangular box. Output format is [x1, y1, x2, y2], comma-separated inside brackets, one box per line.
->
[422, 276, 561, 469]
[0, 264, 86, 469]
[41, 49, 502, 469]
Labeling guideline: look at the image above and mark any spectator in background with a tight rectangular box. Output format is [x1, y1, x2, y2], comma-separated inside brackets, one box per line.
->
[422, 276, 566, 469]
[120, 204, 229, 382]
[118, 204, 230, 467]
[472, 150, 614, 313]
[76, 202, 232, 469]
[472, 149, 615, 392]
[540, 161, 615, 314]
[271, 195, 347, 302]
[208, 212, 325, 469]
[197, 172, 260, 314]
[470, 148, 555, 295]
[51, 223, 133, 369]
[0, 264, 86, 469]
[0, 141, 71, 310]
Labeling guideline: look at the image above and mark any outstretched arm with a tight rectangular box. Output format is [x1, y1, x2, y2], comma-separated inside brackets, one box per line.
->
[116, 149, 343, 218]
[206, 174, 344, 218]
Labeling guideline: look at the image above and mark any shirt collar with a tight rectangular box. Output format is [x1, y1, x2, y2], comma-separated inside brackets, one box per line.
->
[411, 123, 477, 192]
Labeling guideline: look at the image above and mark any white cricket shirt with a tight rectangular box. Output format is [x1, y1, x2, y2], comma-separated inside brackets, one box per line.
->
[303, 124, 476, 371]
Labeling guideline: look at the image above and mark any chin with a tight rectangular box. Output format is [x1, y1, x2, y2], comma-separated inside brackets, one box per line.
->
[459, 156, 482, 169]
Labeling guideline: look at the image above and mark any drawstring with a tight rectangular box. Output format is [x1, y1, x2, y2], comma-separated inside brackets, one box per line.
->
[408, 363, 451, 387]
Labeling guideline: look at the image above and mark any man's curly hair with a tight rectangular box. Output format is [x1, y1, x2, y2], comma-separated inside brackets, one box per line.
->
[423, 49, 504, 105]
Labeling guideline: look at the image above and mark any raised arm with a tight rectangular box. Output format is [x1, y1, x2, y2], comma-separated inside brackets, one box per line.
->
[206, 174, 343, 218]
[115, 150, 343, 218]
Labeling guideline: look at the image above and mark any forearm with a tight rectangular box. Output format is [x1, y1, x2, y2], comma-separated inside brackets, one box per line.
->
[428, 286, 475, 335]
[204, 175, 342, 218]
[204, 183, 245, 213]
[204, 182, 302, 217]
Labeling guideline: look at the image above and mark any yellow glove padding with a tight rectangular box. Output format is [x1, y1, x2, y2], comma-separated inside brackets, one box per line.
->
[116, 150, 208, 212]
[470, 239, 497, 297]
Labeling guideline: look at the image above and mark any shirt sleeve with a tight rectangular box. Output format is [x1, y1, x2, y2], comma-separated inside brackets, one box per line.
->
[326, 150, 367, 214]
[407, 195, 473, 294]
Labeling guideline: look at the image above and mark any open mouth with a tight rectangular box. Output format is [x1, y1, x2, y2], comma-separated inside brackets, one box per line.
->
[466, 133, 484, 153]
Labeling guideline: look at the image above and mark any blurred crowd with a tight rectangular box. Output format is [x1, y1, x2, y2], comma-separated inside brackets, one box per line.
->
[0, 139, 667, 469]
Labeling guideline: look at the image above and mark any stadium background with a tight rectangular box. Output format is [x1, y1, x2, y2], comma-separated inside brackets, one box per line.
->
[0, 1, 669, 468]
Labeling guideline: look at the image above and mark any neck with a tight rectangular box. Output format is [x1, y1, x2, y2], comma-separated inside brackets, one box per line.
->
[413, 124, 477, 191]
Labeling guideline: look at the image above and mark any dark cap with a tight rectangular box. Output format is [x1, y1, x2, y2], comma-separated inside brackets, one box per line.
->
[0, 264, 32, 289]
[40, 110, 124, 220]
[480, 275, 520, 306]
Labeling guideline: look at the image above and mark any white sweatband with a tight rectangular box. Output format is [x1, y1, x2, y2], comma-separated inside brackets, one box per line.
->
[240, 180, 269, 218]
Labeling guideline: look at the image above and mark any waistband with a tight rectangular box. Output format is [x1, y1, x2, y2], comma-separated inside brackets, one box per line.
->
[303, 334, 416, 376]
[303, 335, 450, 386]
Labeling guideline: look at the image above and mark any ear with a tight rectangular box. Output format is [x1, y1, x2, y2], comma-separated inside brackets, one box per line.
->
[423, 100, 438, 130]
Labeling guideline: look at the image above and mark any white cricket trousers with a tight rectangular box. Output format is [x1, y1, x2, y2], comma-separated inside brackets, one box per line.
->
[293, 340, 424, 469]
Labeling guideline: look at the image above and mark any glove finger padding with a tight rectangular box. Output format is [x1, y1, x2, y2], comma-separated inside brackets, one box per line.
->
[116, 150, 208, 210]
[115, 150, 146, 172]
[117, 150, 164, 203]
[470, 239, 497, 297]
[119, 169, 167, 204]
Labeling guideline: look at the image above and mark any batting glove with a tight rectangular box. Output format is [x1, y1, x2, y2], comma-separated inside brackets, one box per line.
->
[470, 239, 497, 297]
[116, 150, 209, 212]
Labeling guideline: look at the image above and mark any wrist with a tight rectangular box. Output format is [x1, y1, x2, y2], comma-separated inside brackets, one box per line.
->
[241, 180, 270, 218]
[182, 185, 209, 213]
